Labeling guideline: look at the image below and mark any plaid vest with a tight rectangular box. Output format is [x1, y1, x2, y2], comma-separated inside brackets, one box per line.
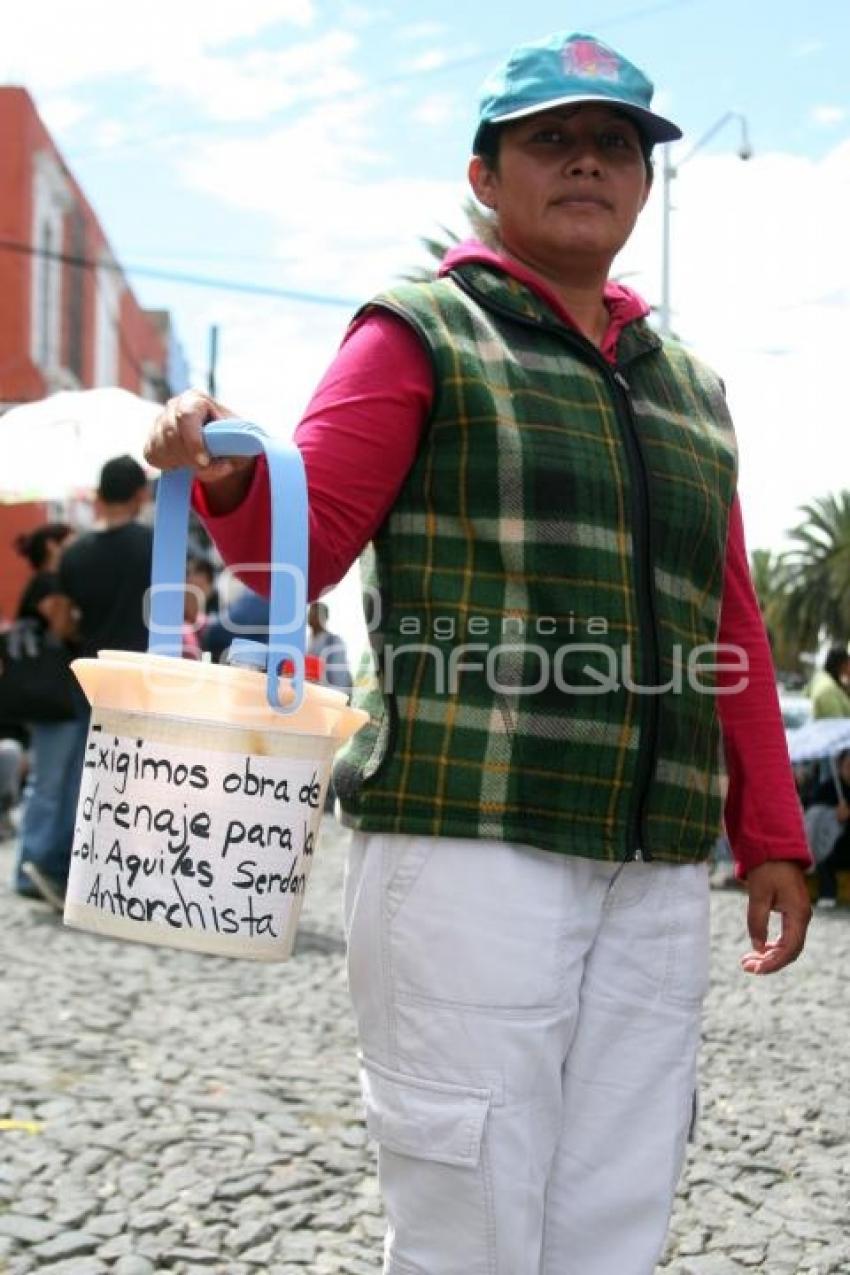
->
[334, 263, 738, 864]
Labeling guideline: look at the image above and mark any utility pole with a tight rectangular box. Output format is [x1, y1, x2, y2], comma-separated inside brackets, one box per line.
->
[659, 112, 752, 339]
[207, 324, 219, 398]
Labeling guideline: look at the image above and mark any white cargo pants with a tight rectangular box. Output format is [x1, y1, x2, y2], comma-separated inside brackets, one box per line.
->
[343, 832, 710, 1275]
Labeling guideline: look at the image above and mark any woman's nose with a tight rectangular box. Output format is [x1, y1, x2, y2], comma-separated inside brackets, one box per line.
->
[565, 153, 603, 177]
[563, 139, 604, 175]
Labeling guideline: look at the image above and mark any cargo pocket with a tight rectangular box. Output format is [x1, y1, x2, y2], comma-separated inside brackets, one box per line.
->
[359, 1056, 495, 1274]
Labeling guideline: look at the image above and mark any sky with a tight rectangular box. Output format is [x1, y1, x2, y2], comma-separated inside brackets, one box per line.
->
[4, 0, 849, 659]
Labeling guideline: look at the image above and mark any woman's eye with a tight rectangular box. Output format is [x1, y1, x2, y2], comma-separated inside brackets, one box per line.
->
[601, 132, 633, 149]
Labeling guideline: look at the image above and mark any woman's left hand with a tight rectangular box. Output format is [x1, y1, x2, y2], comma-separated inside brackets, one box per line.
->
[740, 861, 812, 976]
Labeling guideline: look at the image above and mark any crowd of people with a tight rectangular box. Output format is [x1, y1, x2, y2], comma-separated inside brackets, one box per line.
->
[0, 452, 352, 911]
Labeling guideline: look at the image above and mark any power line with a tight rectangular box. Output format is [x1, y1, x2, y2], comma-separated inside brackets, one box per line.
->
[0, 239, 361, 309]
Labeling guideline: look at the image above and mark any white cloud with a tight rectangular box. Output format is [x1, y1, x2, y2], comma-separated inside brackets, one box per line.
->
[394, 22, 449, 42]
[403, 49, 453, 73]
[145, 31, 364, 123]
[178, 98, 467, 292]
[811, 105, 847, 127]
[412, 92, 459, 128]
[617, 138, 850, 553]
[37, 95, 92, 135]
[90, 119, 131, 152]
[1, 0, 314, 92]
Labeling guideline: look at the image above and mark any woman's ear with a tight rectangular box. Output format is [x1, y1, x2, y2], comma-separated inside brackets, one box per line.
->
[468, 155, 498, 210]
[639, 167, 653, 211]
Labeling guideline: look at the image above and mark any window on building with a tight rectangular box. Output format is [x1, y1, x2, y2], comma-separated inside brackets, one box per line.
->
[94, 258, 122, 387]
[65, 208, 86, 383]
[36, 220, 53, 367]
[30, 151, 71, 378]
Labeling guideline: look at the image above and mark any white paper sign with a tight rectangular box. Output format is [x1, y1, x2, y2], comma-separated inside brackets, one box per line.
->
[68, 719, 328, 945]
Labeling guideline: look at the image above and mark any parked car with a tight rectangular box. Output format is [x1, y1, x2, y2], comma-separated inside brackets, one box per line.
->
[779, 691, 813, 731]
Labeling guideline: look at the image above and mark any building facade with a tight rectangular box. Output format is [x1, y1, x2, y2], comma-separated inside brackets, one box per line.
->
[0, 86, 180, 408]
[0, 87, 186, 623]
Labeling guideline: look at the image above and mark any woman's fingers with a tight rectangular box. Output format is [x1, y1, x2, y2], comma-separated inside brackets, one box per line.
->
[144, 389, 233, 473]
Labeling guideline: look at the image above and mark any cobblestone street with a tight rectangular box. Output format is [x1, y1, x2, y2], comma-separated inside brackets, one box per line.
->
[1, 820, 848, 1274]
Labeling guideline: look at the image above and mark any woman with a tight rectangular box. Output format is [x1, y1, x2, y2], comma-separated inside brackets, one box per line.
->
[11, 523, 79, 907]
[146, 31, 811, 1275]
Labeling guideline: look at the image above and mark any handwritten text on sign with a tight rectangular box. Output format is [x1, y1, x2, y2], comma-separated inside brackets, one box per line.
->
[69, 721, 328, 942]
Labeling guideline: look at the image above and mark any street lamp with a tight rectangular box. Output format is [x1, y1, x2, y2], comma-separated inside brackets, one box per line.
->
[658, 110, 752, 338]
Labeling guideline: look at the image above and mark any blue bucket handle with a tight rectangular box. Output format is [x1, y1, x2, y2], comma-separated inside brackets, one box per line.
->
[147, 420, 308, 715]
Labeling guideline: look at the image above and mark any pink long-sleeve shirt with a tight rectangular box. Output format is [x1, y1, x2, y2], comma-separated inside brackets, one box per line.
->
[195, 242, 810, 876]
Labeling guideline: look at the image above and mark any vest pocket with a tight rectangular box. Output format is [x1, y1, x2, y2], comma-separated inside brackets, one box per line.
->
[334, 689, 398, 799]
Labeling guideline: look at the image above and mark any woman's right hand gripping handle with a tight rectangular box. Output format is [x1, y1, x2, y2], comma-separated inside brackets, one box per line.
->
[144, 388, 257, 515]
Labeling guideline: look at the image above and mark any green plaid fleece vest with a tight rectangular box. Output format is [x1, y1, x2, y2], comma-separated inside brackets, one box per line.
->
[334, 262, 739, 864]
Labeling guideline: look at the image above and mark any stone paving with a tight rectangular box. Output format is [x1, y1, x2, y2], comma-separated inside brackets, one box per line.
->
[1, 818, 848, 1274]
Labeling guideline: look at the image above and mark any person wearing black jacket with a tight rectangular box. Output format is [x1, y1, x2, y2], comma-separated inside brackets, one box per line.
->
[10, 522, 78, 905]
[29, 456, 153, 908]
[811, 749, 850, 908]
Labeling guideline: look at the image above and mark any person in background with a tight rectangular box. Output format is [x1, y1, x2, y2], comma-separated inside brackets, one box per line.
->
[202, 582, 270, 663]
[145, 30, 812, 1273]
[0, 730, 25, 840]
[809, 645, 850, 719]
[307, 602, 353, 693]
[52, 456, 153, 660]
[809, 749, 850, 908]
[185, 554, 218, 654]
[10, 523, 81, 907]
[33, 457, 154, 906]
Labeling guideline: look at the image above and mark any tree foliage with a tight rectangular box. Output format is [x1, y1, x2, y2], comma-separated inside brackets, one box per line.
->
[400, 199, 494, 282]
[753, 492, 850, 671]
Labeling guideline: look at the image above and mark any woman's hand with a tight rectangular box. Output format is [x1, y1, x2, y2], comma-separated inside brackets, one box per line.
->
[144, 389, 256, 514]
[740, 860, 811, 976]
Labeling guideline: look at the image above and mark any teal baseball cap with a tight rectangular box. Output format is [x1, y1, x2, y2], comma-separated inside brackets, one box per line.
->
[472, 31, 682, 153]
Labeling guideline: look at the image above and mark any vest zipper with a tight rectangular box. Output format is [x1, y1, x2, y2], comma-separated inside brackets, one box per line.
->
[611, 368, 660, 864]
[449, 272, 660, 861]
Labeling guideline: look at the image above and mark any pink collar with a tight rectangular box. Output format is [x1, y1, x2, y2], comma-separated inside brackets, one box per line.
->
[439, 239, 650, 364]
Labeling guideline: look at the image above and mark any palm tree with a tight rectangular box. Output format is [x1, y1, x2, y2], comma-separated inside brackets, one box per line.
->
[402, 198, 495, 282]
[750, 548, 786, 614]
[749, 547, 795, 667]
[779, 491, 850, 650]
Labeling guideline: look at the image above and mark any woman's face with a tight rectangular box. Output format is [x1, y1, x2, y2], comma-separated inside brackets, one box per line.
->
[469, 103, 652, 279]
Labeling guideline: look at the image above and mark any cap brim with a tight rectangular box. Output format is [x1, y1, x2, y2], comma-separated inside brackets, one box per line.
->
[474, 93, 682, 150]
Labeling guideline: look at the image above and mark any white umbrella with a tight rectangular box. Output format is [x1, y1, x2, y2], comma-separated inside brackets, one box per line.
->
[0, 387, 161, 502]
[785, 716, 850, 764]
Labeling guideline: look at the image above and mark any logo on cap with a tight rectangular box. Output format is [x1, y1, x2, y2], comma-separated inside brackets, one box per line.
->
[562, 39, 621, 82]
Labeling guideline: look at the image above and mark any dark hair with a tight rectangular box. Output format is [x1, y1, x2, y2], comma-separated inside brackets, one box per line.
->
[14, 522, 72, 570]
[187, 555, 215, 583]
[474, 117, 655, 181]
[97, 454, 148, 504]
[824, 645, 850, 683]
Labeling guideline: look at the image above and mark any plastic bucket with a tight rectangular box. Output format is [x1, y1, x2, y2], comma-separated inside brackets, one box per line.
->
[63, 421, 367, 961]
